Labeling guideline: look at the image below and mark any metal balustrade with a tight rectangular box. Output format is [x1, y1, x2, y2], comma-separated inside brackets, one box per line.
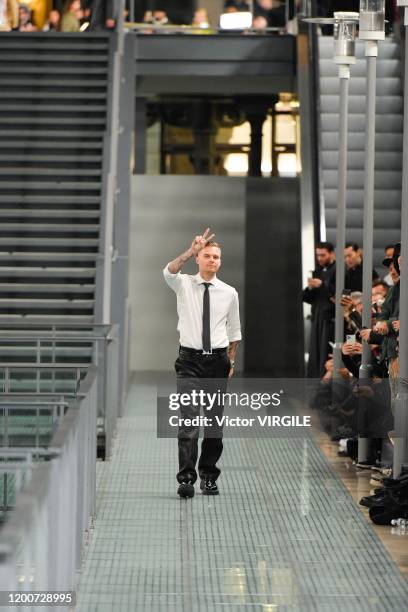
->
[0, 367, 97, 596]
[0, 448, 61, 523]
[0, 323, 120, 459]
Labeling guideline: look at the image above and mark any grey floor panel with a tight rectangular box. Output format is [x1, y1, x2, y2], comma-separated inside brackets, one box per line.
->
[75, 379, 408, 611]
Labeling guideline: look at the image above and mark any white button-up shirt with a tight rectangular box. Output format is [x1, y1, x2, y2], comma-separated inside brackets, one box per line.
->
[163, 264, 242, 349]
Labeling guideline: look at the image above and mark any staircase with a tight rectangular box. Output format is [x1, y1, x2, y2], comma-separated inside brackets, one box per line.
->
[0, 32, 111, 324]
[318, 36, 403, 267]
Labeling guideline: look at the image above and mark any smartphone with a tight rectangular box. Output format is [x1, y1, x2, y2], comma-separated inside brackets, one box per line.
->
[346, 334, 356, 344]
[307, 270, 314, 280]
[342, 288, 352, 297]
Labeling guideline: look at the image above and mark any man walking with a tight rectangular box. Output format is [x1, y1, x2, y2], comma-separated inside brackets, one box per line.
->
[163, 228, 241, 498]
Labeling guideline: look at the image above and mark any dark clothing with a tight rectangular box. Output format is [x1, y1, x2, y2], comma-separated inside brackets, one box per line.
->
[377, 281, 400, 362]
[254, 2, 286, 27]
[303, 262, 336, 378]
[175, 347, 230, 484]
[86, 0, 130, 29]
[344, 263, 379, 292]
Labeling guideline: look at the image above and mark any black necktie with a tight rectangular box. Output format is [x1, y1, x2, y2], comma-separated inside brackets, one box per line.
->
[202, 282, 211, 352]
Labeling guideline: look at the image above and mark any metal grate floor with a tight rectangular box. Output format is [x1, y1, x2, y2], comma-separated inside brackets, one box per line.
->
[75, 377, 408, 612]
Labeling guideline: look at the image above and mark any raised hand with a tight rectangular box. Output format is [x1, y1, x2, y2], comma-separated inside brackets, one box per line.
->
[191, 228, 215, 255]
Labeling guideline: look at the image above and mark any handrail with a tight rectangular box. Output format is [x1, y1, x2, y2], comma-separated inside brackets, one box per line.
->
[101, 0, 126, 325]
[0, 367, 98, 590]
[0, 323, 112, 331]
[124, 23, 282, 33]
[0, 334, 112, 340]
[0, 325, 120, 457]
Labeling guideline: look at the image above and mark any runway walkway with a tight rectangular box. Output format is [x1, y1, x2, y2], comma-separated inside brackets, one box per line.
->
[75, 376, 408, 612]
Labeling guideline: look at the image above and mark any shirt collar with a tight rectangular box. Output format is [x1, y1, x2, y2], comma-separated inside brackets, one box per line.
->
[195, 273, 220, 287]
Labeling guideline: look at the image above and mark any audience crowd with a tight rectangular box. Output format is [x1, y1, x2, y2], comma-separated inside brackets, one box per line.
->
[0, 1, 296, 33]
[0, 0, 400, 33]
[304, 239, 408, 524]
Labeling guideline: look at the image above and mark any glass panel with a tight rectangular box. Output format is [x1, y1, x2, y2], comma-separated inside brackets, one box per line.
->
[275, 115, 296, 145]
[278, 153, 297, 177]
[223, 153, 248, 176]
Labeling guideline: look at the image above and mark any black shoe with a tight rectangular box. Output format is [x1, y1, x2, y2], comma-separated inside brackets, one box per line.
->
[369, 503, 408, 525]
[200, 478, 219, 495]
[177, 480, 194, 498]
[360, 481, 408, 508]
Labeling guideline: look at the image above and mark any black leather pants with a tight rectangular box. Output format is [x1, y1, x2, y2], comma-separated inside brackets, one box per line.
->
[175, 348, 230, 484]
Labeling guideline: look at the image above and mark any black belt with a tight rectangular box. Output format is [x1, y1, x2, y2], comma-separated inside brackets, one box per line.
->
[179, 346, 228, 357]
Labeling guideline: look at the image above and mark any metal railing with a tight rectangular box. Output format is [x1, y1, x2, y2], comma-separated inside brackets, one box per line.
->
[0, 323, 120, 459]
[0, 367, 97, 595]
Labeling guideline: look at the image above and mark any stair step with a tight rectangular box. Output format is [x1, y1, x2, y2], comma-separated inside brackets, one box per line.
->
[0, 54, 108, 64]
[0, 168, 101, 177]
[0, 130, 104, 138]
[0, 92, 107, 100]
[319, 37, 400, 60]
[0, 34, 109, 45]
[0, 77, 108, 86]
[0, 315, 94, 324]
[0, 117, 106, 125]
[0, 238, 99, 246]
[322, 169, 401, 190]
[0, 168, 102, 177]
[319, 58, 402, 78]
[0, 267, 95, 277]
[320, 94, 403, 115]
[0, 104, 106, 113]
[0, 141, 103, 150]
[0, 195, 100, 204]
[321, 131, 402, 152]
[0, 223, 99, 232]
[0, 209, 100, 218]
[0, 298, 94, 306]
[325, 209, 400, 229]
[0, 346, 93, 355]
[0, 284, 95, 293]
[0, 155, 102, 163]
[0, 66, 107, 75]
[0, 253, 97, 261]
[0, 181, 101, 190]
[320, 77, 402, 96]
[324, 188, 402, 208]
[321, 150, 402, 171]
[321, 113, 402, 133]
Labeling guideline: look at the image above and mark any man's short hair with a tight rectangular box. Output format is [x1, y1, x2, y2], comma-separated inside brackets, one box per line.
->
[385, 244, 395, 251]
[205, 241, 221, 250]
[316, 241, 334, 252]
[372, 279, 389, 291]
[345, 242, 359, 251]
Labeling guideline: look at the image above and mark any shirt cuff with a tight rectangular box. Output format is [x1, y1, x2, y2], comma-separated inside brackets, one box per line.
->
[228, 334, 242, 343]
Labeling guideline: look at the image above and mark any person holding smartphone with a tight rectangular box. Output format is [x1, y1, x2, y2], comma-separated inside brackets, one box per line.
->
[303, 242, 336, 378]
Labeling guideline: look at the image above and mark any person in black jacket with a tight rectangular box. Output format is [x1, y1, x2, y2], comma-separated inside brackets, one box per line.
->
[344, 242, 379, 291]
[303, 242, 336, 378]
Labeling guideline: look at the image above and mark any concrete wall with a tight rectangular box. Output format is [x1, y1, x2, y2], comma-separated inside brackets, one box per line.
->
[130, 176, 246, 371]
[244, 178, 304, 376]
